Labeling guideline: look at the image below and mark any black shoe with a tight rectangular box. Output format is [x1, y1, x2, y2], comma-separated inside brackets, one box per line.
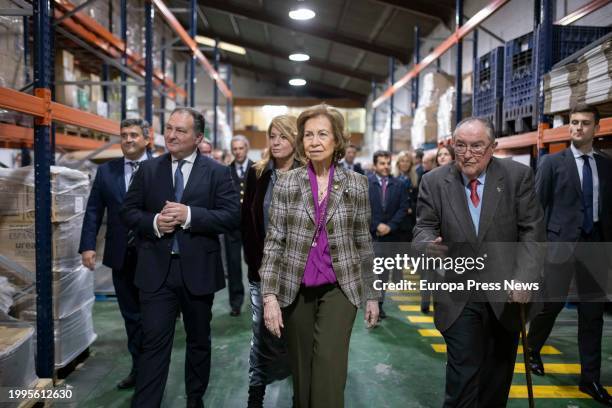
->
[230, 309, 240, 317]
[579, 382, 612, 407]
[186, 397, 204, 408]
[116, 372, 136, 389]
[247, 385, 265, 408]
[421, 302, 430, 314]
[528, 350, 545, 376]
[378, 308, 387, 320]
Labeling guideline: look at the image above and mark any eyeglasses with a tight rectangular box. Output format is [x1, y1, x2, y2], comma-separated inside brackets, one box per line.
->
[454, 142, 492, 156]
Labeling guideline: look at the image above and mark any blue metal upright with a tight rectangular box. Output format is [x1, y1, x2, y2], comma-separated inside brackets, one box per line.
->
[189, 0, 196, 107]
[184, 61, 189, 106]
[225, 64, 233, 133]
[455, 0, 463, 125]
[102, 64, 109, 103]
[120, 0, 127, 120]
[388, 57, 395, 152]
[473, 29, 478, 66]
[144, 1, 153, 125]
[412, 25, 419, 116]
[160, 35, 166, 131]
[213, 40, 219, 147]
[33, 0, 55, 379]
[537, 0, 553, 124]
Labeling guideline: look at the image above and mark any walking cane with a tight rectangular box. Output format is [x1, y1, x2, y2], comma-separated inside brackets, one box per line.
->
[520, 304, 535, 408]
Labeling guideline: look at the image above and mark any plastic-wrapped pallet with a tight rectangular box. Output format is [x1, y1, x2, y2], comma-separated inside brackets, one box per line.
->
[11, 265, 94, 320]
[411, 72, 454, 148]
[437, 87, 456, 140]
[0, 276, 16, 319]
[0, 321, 37, 388]
[21, 298, 97, 368]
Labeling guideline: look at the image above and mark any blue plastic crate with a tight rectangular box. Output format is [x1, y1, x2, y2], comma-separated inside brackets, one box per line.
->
[502, 24, 611, 135]
[473, 47, 504, 133]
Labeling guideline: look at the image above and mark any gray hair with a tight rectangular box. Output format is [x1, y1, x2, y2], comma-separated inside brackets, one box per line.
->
[452, 117, 495, 143]
[170, 107, 206, 137]
[231, 134, 250, 149]
[120, 118, 150, 139]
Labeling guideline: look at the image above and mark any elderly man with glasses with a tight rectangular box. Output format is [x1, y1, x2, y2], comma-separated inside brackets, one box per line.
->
[413, 117, 545, 407]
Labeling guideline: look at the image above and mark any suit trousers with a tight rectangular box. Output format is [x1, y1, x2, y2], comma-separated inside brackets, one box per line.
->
[131, 257, 214, 408]
[112, 247, 142, 373]
[527, 225, 606, 383]
[282, 284, 357, 408]
[442, 302, 519, 408]
[224, 230, 245, 311]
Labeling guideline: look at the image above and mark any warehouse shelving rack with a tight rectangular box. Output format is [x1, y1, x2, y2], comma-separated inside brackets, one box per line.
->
[372, 0, 612, 157]
[0, 0, 232, 380]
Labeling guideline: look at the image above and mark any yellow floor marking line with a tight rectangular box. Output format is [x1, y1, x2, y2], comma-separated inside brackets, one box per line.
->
[431, 344, 562, 355]
[418, 329, 442, 337]
[509, 385, 612, 398]
[398, 305, 434, 312]
[406, 316, 434, 323]
[390, 295, 420, 302]
[514, 363, 580, 374]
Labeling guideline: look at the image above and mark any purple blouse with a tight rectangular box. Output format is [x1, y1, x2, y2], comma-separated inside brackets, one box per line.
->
[302, 163, 338, 287]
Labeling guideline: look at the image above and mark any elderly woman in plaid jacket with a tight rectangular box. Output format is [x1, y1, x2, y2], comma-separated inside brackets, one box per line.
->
[260, 103, 379, 408]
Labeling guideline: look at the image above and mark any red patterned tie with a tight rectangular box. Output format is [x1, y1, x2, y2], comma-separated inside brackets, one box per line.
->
[469, 179, 480, 207]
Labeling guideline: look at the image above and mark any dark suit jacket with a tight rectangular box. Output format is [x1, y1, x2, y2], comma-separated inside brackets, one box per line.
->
[537, 149, 612, 248]
[120, 152, 240, 295]
[79, 154, 149, 270]
[241, 160, 301, 282]
[341, 161, 364, 175]
[413, 158, 545, 332]
[368, 174, 410, 242]
[229, 159, 254, 200]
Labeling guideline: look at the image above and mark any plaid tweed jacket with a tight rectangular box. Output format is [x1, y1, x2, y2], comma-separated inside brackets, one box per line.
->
[260, 165, 377, 308]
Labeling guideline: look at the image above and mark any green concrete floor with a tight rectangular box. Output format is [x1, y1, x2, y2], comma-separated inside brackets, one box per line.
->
[63, 277, 612, 408]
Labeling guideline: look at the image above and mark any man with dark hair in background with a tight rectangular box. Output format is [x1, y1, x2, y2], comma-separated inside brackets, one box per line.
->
[79, 118, 152, 390]
[341, 144, 365, 175]
[368, 150, 410, 319]
[121, 108, 240, 408]
[527, 104, 612, 406]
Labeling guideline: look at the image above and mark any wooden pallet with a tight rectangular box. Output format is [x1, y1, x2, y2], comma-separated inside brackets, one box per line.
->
[16, 378, 53, 408]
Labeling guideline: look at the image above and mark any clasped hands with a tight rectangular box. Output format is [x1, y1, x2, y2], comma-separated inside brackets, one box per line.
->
[156, 201, 188, 234]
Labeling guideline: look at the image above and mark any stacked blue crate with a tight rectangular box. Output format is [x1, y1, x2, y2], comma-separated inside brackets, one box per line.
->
[473, 47, 504, 135]
[502, 25, 612, 135]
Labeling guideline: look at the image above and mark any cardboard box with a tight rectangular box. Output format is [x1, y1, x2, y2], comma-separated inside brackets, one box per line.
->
[0, 166, 90, 222]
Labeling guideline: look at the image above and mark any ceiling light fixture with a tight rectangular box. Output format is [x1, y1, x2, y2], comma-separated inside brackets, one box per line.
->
[289, 52, 310, 62]
[289, 78, 307, 86]
[289, 7, 315, 21]
[194, 35, 247, 55]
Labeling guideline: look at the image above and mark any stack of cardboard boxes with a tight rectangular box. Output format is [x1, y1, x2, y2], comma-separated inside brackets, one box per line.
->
[411, 72, 454, 148]
[0, 166, 97, 370]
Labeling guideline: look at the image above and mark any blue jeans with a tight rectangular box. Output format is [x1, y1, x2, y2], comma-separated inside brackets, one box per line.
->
[248, 280, 291, 386]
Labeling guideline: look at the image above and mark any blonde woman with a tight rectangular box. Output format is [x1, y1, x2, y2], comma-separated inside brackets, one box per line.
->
[241, 115, 302, 407]
[261, 104, 379, 407]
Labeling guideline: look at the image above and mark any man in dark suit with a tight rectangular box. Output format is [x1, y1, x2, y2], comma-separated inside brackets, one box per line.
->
[413, 117, 545, 407]
[368, 150, 410, 318]
[341, 144, 364, 175]
[121, 107, 240, 408]
[527, 104, 612, 406]
[224, 135, 252, 316]
[79, 118, 151, 390]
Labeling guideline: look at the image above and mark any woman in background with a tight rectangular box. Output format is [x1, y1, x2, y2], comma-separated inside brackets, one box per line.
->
[241, 115, 302, 407]
[436, 145, 455, 166]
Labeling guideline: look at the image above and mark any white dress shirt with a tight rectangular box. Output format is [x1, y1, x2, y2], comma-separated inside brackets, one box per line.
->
[124, 151, 149, 191]
[153, 149, 197, 237]
[234, 160, 247, 178]
[570, 144, 599, 222]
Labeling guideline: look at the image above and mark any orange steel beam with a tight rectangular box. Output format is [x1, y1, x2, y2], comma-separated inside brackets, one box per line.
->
[0, 86, 120, 136]
[151, 0, 233, 100]
[372, 0, 509, 108]
[0, 123, 117, 150]
[54, 0, 187, 99]
[555, 0, 611, 25]
[495, 131, 538, 150]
